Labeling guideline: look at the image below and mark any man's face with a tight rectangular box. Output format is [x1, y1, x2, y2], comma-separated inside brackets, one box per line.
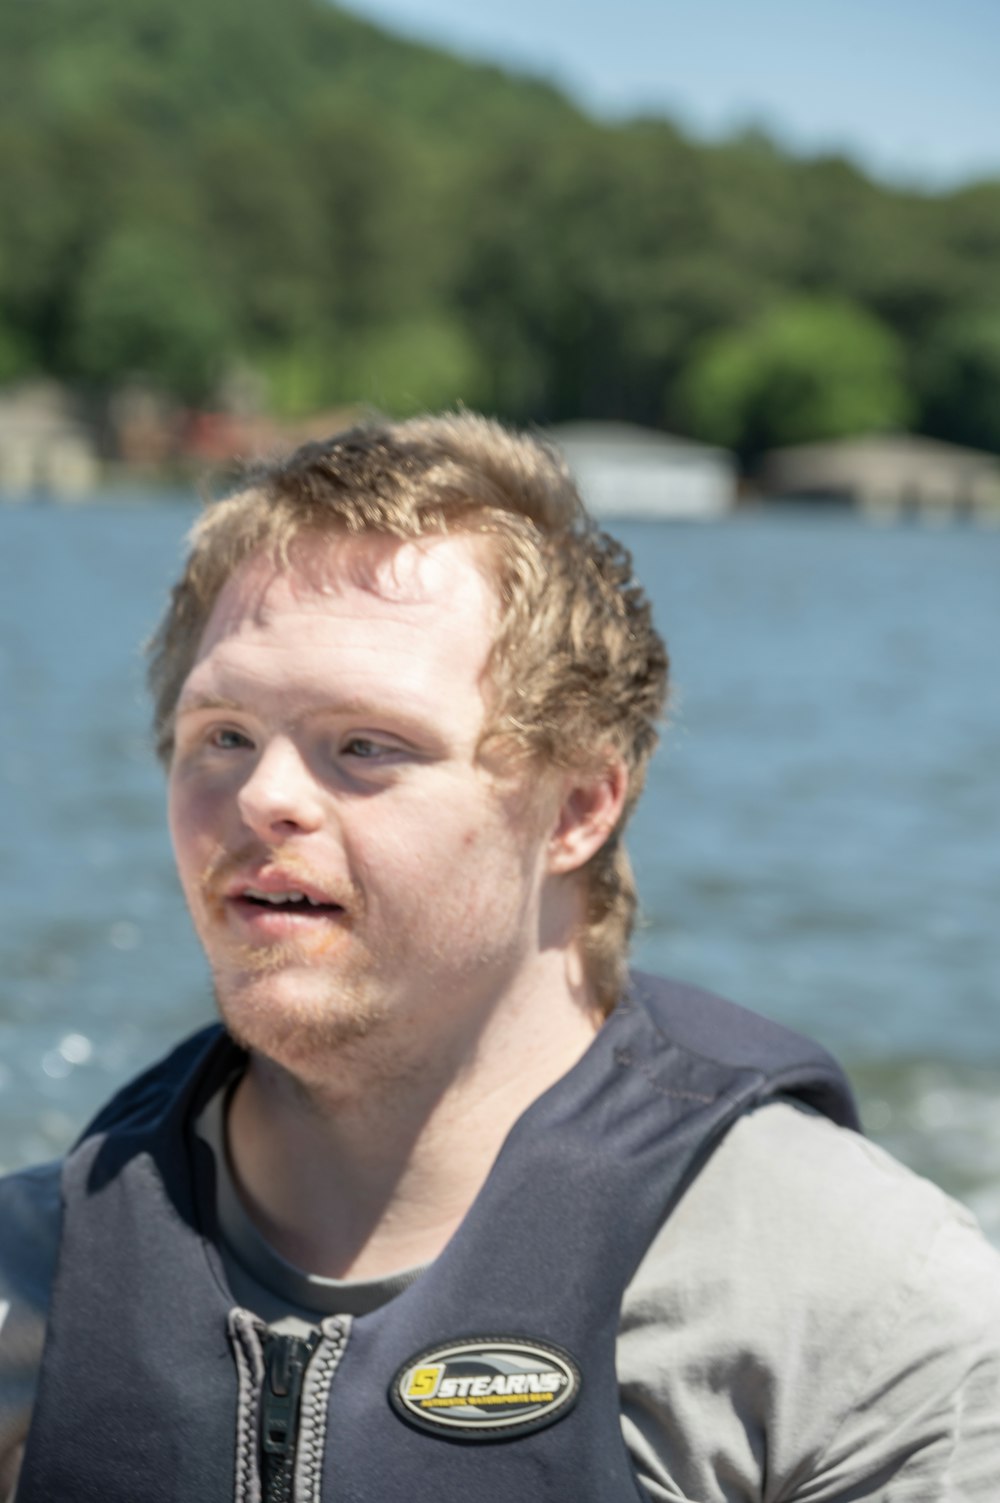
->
[168, 531, 562, 1076]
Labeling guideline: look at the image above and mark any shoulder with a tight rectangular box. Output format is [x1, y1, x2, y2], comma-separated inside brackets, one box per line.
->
[0, 1160, 62, 1311]
[668, 1094, 987, 1261]
[619, 1101, 1000, 1501]
[0, 1161, 62, 1494]
[628, 971, 860, 1128]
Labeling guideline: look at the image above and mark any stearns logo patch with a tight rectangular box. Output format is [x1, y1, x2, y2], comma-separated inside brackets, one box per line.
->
[391, 1337, 581, 1439]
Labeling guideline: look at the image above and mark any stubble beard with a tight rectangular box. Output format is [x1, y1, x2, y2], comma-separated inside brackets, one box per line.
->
[211, 941, 388, 1074]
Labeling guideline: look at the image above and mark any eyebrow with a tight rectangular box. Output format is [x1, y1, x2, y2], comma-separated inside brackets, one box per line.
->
[174, 694, 246, 718]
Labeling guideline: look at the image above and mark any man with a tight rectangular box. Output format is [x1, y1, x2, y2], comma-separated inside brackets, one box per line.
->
[1, 411, 998, 1499]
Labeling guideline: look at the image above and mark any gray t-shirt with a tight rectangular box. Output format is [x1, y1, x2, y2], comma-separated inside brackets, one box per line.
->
[1, 1095, 998, 1500]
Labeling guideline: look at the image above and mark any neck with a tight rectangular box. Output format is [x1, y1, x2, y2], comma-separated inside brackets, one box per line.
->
[225, 954, 602, 1280]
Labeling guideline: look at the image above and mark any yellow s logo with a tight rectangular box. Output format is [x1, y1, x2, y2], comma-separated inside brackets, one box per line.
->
[406, 1364, 443, 1399]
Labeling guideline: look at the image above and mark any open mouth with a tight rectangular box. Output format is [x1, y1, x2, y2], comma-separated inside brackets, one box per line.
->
[238, 888, 345, 916]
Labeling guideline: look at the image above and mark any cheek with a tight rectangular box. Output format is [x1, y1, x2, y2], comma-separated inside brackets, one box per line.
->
[355, 803, 494, 909]
[168, 779, 220, 884]
[440, 808, 541, 906]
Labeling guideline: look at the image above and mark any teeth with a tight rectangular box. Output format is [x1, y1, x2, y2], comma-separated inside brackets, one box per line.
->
[243, 887, 326, 906]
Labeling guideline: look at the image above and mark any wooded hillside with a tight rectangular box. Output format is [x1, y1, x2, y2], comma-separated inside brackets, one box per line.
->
[2, 0, 998, 457]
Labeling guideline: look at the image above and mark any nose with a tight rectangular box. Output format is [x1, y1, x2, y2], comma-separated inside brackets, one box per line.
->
[236, 737, 325, 842]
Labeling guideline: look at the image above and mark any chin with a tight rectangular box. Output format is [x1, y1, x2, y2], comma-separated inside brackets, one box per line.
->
[212, 963, 385, 1074]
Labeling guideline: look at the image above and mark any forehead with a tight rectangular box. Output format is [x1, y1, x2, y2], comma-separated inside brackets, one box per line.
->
[207, 530, 494, 631]
[187, 530, 500, 693]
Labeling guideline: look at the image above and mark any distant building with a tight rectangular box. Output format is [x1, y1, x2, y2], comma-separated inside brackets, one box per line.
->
[109, 384, 180, 470]
[176, 403, 367, 469]
[549, 422, 736, 521]
[760, 434, 1000, 519]
[0, 383, 100, 501]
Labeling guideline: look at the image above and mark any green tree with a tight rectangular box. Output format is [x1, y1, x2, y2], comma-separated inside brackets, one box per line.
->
[0, 316, 31, 383]
[346, 314, 488, 415]
[678, 298, 913, 457]
[68, 228, 234, 399]
[919, 309, 1000, 453]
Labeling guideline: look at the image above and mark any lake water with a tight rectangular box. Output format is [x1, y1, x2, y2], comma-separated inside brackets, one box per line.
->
[1, 498, 998, 1242]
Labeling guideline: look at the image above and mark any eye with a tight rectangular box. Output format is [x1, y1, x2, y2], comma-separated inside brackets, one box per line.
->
[210, 726, 254, 751]
[341, 736, 386, 760]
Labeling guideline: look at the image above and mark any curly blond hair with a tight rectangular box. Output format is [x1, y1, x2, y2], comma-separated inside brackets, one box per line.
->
[148, 411, 669, 1010]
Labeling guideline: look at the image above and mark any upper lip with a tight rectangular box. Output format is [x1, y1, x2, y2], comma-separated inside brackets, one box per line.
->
[224, 870, 346, 908]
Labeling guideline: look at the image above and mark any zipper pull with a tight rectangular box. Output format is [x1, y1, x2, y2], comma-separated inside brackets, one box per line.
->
[260, 1329, 320, 1503]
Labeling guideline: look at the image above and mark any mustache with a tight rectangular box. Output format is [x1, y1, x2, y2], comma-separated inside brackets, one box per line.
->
[197, 843, 362, 912]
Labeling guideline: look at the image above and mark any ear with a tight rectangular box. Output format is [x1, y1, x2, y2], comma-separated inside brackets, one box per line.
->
[547, 755, 629, 875]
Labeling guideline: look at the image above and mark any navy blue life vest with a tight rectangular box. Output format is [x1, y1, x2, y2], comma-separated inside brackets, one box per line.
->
[18, 973, 858, 1502]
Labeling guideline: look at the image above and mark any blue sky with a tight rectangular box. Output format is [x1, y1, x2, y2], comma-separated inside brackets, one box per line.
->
[338, 0, 1000, 189]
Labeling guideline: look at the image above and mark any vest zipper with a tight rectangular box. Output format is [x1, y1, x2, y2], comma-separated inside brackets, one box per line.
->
[261, 1330, 321, 1503]
[229, 1310, 352, 1503]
